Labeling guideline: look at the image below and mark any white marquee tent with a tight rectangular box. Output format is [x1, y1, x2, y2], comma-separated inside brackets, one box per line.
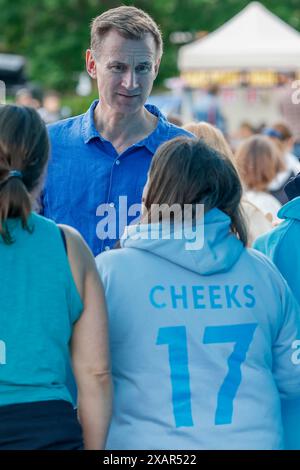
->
[178, 2, 300, 71]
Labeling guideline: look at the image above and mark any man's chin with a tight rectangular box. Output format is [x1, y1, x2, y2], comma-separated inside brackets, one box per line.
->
[114, 99, 145, 114]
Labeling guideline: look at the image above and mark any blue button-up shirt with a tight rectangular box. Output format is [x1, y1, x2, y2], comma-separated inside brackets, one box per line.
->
[43, 100, 192, 255]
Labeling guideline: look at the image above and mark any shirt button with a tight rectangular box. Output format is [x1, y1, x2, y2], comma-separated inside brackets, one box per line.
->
[109, 202, 115, 208]
[104, 246, 110, 251]
[115, 159, 120, 165]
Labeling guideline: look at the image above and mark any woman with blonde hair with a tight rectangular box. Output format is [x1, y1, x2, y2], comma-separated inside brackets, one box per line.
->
[183, 122, 272, 244]
[183, 121, 233, 157]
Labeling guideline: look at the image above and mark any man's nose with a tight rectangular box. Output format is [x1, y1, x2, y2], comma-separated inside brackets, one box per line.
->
[122, 69, 138, 90]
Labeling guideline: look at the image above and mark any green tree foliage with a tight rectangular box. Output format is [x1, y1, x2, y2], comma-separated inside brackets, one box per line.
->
[0, 0, 299, 91]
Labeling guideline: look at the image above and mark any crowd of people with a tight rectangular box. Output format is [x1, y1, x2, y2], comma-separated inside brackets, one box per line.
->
[1, 5, 300, 450]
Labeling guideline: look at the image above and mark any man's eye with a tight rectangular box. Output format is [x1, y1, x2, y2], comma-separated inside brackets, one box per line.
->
[110, 65, 125, 72]
[136, 65, 151, 73]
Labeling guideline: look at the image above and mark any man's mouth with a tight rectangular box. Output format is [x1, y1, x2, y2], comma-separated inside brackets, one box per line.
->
[117, 93, 139, 98]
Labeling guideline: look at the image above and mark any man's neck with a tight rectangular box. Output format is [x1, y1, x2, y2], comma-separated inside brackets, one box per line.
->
[94, 102, 158, 154]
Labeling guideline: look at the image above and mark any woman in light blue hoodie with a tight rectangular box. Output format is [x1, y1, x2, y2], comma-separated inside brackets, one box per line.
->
[254, 174, 300, 449]
[96, 136, 300, 450]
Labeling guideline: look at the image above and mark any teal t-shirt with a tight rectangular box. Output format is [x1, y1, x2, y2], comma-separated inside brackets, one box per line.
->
[0, 213, 83, 406]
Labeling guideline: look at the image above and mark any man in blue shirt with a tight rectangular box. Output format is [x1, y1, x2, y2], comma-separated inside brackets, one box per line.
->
[42, 6, 192, 255]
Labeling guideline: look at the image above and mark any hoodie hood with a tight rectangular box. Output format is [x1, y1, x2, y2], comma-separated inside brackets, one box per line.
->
[120, 208, 244, 275]
[278, 196, 300, 221]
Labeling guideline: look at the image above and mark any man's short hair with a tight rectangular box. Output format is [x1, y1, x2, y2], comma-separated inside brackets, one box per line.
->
[91, 6, 163, 59]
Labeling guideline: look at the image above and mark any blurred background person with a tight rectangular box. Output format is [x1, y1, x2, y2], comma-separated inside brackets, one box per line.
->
[238, 121, 256, 140]
[263, 122, 300, 204]
[15, 87, 41, 110]
[183, 121, 272, 245]
[38, 90, 64, 124]
[235, 135, 283, 222]
[192, 84, 226, 134]
[230, 121, 256, 152]
[184, 121, 232, 155]
[166, 113, 183, 127]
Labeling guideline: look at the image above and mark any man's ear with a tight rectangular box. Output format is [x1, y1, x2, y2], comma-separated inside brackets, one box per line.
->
[86, 49, 97, 79]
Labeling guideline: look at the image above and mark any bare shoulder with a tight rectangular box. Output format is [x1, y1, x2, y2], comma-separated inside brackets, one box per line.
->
[58, 224, 94, 267]
[58, 224, 84, 243]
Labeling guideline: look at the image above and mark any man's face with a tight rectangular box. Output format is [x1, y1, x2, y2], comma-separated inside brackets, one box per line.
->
[87, 29, 160, 115]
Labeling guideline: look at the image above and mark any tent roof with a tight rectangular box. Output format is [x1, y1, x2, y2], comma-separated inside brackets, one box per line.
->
[178, 2, 300, 70]
[0, 53, 26, 72]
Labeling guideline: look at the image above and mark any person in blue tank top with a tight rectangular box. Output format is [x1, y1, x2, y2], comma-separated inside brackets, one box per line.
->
[0, 105, 112, 450]
[96, 136, 300, 450]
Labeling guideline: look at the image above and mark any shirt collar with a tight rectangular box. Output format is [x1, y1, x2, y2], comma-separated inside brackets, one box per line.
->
[81, 99, 171, 152]
[81, 100, 101, 144]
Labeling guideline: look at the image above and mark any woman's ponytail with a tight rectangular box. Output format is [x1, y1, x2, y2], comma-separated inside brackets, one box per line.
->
[0, 105, 49, 244]
[0, 172, 31, 243]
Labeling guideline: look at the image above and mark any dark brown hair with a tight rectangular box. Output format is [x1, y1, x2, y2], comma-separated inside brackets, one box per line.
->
[143, 136, 248, 246]
[91, 6, 163, 59]
[0, 105, 49, 243]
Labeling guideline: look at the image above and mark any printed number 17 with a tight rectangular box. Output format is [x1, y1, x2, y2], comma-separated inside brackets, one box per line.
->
[156, 323, 257, 427]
